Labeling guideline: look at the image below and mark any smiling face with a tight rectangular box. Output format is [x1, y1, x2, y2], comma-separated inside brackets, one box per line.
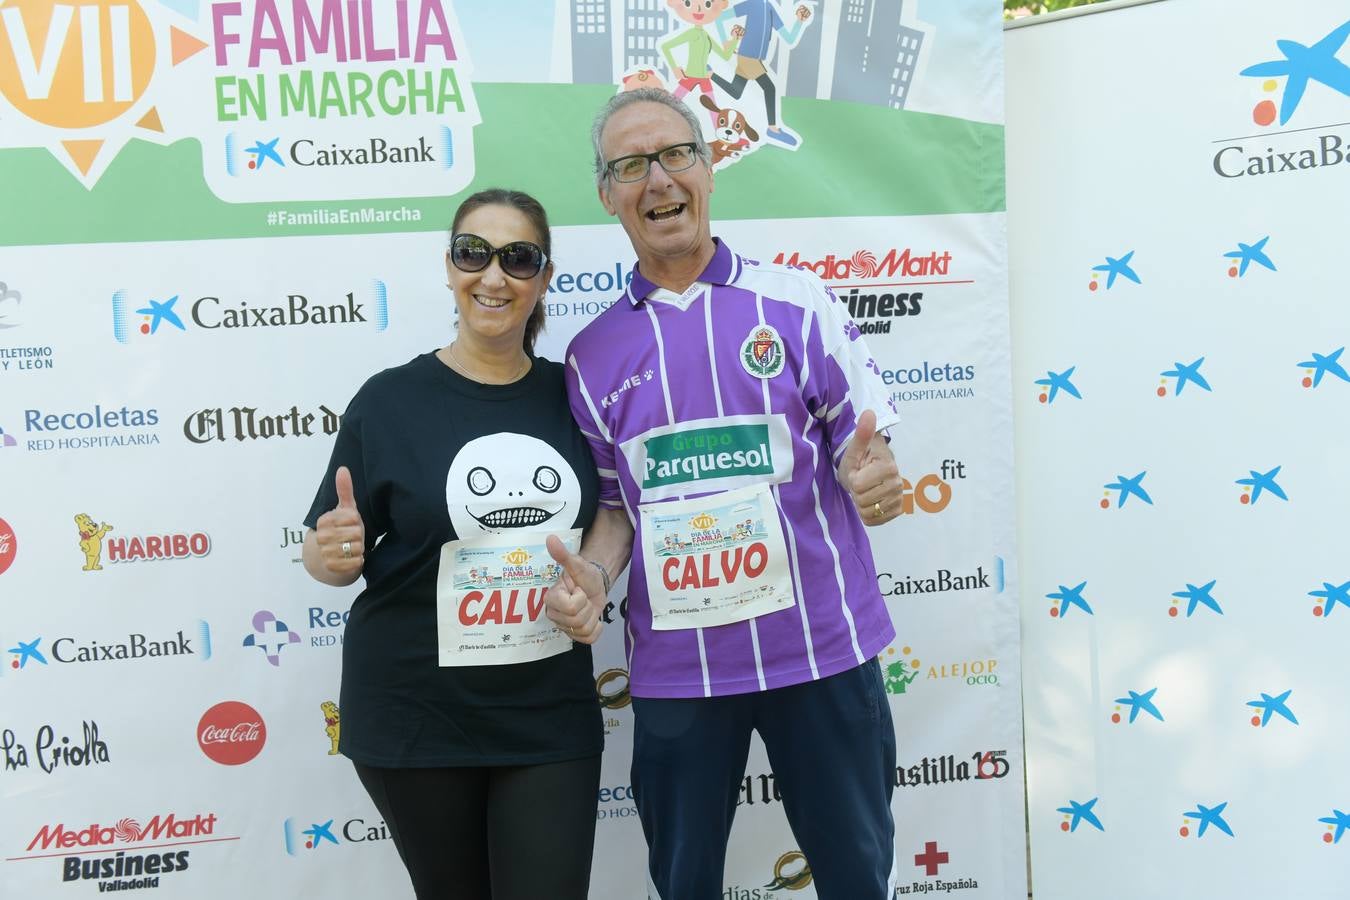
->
[445, 433, 582, 537]
[667, 0, 728, 25]
[598, 101, 715, 286]
[445, 203, 552, 349]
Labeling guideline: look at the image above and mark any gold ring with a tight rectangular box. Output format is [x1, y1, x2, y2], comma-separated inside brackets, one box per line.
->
[566, 625, 574, 636]
[341, 541, 352, 558]
[873, 501, 883, 518]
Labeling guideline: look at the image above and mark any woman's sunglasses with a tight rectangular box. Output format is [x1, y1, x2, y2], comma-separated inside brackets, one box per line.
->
[448, 233, 548, 280]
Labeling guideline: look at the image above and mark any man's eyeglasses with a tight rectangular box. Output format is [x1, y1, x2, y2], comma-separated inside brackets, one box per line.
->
[448, 234, 548, 280]
[604, 143, 701, 183]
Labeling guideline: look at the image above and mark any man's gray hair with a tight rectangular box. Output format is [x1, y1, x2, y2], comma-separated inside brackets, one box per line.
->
[591, 88, 712, 185]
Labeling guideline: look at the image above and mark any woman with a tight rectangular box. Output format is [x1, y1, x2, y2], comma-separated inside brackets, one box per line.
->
[302, 189, 604, 899]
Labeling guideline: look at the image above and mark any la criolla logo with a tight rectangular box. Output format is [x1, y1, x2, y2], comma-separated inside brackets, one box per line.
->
[197, 701, 266, 765]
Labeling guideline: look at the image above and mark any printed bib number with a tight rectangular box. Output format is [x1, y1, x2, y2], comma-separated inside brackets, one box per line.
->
[639, 484, 794, 631]
[435, 529, 579, 666]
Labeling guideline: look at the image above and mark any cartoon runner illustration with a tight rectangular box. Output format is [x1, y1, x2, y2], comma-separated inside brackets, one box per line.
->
[660, 0, 740, 113]
[713, 1, 813, 147]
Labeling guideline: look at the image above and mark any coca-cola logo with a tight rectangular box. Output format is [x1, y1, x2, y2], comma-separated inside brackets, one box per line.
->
[196, 701, 266, 766]
[0, 517, 16, 576]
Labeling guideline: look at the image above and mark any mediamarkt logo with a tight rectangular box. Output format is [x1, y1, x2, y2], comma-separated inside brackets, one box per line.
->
[643, 425, 773, 488]
[25, 811, 219, 852]
[774, 247, 953, 333]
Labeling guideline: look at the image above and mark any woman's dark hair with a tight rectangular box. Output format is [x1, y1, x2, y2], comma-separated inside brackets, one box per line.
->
[450, 188, 551, 353]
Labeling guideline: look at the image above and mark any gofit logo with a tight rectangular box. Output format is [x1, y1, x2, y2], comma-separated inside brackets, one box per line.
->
[642, 424, 773, 488]
[895, 459, 964, 515]
[197, 701, 265, 766]
[895, 750, 1010, 787]
[1213, 20, 1350, 179]
[0, 516, 16, 575]
[596, 668, 631, 710]
[112, 283, 388, 343]
[183, 403, 340, 443]
[242, 611, 301, 667]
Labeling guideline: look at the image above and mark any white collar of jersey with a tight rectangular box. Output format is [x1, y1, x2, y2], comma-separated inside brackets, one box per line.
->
[645, 281, 709, 310]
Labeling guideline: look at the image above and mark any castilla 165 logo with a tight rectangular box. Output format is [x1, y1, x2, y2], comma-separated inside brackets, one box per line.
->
[197, 701, 265, 765]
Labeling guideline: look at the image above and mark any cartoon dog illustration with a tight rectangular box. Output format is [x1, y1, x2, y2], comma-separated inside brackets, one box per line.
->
[699, 95, 759, 164]
[74, 513, 113, 571]
[321, 701, 341, 755]
[621, 68, 666, 92]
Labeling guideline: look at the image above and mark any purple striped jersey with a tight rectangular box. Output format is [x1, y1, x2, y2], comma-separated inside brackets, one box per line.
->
[564, 239, 900, 698]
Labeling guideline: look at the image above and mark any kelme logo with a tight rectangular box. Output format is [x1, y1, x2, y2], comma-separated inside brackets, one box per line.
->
[642, 425, 773, 489]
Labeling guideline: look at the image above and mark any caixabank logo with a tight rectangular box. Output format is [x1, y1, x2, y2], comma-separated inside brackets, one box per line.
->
[1308, 579, 1349, 619]
[282, 814, 392, 855]
[1213, 19, 1350, 180]
[1034, 366, 1080, 405]
[1168, 579, 1223, 619]
[1057, 797, 1105, 834]
[772, 246, 959, 333]
[1110, 687, 1163, 726]
[1045, 581, 1093, 619]
[3, 621, 211, 674]
[12, 809, 232, 892]
[0, 0, 482, 201]
[111, 281, 389, 342]
[877, 557, 1006, 598]
[1235, 464, 1287, 506]
[1155, 357, 1211, 398]
[1086, 250, 1140, 293]
[1298, 347, 1348, 389]
[1099, 471, 1152, 510]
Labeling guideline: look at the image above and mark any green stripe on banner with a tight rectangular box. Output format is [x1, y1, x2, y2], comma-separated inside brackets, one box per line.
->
[0, 84, 1005, 247]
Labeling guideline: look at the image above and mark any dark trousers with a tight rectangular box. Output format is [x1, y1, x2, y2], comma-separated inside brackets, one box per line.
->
[632, 658, 897, 899]
[354, 755, 602, 900]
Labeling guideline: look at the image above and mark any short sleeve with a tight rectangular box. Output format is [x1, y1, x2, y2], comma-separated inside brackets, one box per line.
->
[563, 350, 624, 512]
[302, 390, 384, 548]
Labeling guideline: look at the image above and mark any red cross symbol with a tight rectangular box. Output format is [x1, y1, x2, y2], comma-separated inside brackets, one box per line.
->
[914, 840, 949, 876]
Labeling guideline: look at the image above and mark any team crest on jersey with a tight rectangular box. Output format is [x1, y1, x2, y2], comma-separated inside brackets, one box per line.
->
[741, 325, 785, 379]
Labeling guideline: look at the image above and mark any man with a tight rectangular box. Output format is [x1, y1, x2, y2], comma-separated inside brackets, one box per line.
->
[544, 88, 903, 899]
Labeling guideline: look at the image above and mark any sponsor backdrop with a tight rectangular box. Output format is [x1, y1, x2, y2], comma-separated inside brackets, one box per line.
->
[1010, 2, 1350, 898]
[1, 1, 1021, 897]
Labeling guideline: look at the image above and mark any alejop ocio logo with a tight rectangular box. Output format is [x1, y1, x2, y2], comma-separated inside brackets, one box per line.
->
[197, 701, 266, 765]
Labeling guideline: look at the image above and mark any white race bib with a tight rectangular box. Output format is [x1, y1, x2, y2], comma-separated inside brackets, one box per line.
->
[435, 529, 580, 666]
[639, 484, 795, 631]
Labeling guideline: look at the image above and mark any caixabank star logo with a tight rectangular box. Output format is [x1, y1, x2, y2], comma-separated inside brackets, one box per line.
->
[0, 0, 482, 200]
[1235, 465, 1287, 505]
[1246, 689, 1297, 728]
[1057, 797, 1104, 834]
[1045, 581, 1092, 619]
[1308, 580, 1350, 619]
[1087, 250, 1140, 293]
[1168, 579, 1222, 619]
[1298, 347, 1348, 389]
[1155, 357, 1211, 398]
[1214, 18, 1350, 180]
[1179, 801, 1234, 840]
[1110, 688, 1163, 726]
[1034, 366, 1080, 405]
[1223, 236, 1277, 279]
[1100, 472, 1151, 510]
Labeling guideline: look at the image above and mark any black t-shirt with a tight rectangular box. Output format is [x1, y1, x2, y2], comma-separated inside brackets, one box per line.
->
[304, 352, 603, 767]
